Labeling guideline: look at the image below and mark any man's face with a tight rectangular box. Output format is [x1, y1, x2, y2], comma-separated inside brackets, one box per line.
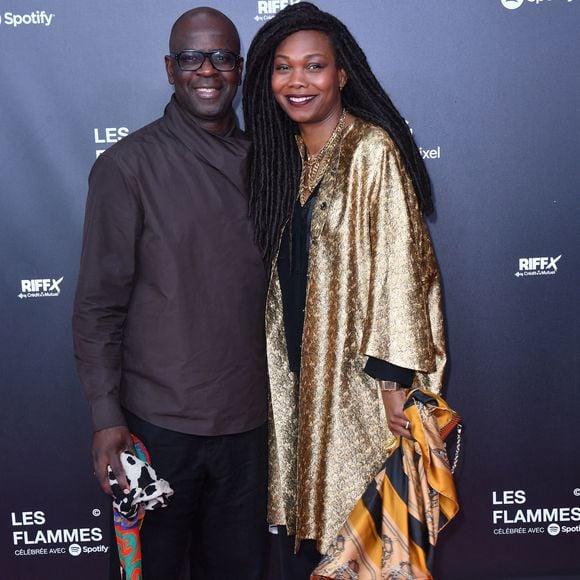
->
[165, 13, 242, 134]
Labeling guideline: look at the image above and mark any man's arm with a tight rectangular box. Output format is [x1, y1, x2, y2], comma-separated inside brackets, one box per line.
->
[73, 154, 142, 494]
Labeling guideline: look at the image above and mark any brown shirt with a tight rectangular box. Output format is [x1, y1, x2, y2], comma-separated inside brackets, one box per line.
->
[73, 96, 268, 436]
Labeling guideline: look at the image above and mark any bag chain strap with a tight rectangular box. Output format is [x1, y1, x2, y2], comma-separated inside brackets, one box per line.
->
[450, 423, 463, 475]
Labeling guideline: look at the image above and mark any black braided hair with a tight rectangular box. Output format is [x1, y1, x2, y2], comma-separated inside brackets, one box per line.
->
[243, 1, 433, 265]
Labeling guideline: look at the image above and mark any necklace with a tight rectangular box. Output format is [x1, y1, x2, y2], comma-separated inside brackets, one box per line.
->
[299, 109, 347, 205]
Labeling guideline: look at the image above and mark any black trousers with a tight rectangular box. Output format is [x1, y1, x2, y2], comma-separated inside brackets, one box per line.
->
[268, 527, 322, 580]
[123, 411, 268, 580]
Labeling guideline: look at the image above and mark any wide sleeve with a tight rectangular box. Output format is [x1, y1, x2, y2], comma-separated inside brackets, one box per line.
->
[72, 154, 143, 431]
[358, 131, 446, 391]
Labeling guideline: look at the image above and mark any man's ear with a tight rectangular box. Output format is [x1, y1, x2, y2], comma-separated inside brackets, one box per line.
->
[165, 55, 176, 86]
[237, 57, 244, 86]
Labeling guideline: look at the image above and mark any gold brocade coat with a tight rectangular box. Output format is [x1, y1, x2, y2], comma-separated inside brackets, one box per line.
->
[265, 118, 447, 553]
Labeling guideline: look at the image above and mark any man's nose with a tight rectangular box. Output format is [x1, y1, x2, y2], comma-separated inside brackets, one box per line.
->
[196, 56, 218, 75]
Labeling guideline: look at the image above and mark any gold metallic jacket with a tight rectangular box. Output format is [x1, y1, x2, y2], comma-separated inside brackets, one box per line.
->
[266, 118, 447, 552]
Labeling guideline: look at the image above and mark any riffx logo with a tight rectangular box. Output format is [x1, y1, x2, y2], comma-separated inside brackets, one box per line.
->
[514, 255, 562, 277]
[18, 277, 64, 299]
[254, 0, 300, 22]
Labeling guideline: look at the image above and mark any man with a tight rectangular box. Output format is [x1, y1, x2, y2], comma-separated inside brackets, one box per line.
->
[73, 8, 268, 579]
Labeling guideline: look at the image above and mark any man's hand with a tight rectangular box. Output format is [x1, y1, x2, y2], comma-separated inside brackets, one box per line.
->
[381, 389, 412, 439]
[92, 426, 134, 496]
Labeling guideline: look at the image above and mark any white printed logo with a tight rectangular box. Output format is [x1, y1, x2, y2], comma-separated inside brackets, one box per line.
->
[501, 0, 525, 9]
[11, 510, 107, 558]
[94, 127, 129, 158]
[254, 0, 301, 22]
[419, 146, 442, 160]
[514, 255, 561, 278]
[501, 0, 574, 9]
[490, 489, 580, 537]
[0, 11, 55, 27]
[405, 120, 441, 161]
[18, 277, 64, 299]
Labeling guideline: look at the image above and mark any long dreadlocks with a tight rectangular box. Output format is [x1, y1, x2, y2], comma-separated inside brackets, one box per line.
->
[243, 1, 433, 265]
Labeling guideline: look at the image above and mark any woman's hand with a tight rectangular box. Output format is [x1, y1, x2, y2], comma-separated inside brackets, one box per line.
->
[381, 389, 412, 439]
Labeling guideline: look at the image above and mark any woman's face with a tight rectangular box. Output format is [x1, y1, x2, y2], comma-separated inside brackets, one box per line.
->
[271, 30, 346, 128]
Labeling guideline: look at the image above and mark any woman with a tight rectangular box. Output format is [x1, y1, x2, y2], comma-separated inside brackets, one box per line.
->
[243, 3, 446, 577]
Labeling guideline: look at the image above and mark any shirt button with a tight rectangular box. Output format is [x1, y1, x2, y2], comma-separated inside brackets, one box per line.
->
[320, 202, 327, 210]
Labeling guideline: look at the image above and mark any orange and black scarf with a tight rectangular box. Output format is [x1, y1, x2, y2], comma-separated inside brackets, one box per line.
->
[312, 389, 460, 580]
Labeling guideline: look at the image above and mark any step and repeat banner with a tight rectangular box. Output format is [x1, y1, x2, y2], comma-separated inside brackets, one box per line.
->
[1, 1, 578, 578]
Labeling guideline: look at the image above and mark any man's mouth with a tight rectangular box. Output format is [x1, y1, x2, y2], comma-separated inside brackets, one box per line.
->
[194, 87, 220, 98]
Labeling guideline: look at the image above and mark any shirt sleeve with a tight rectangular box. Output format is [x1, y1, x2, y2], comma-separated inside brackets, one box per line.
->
[363, 356, 415, 386]
[72, 154, 143, 431]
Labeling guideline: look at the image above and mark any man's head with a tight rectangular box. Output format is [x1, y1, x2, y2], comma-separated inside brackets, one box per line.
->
[165, 8, 242, 135]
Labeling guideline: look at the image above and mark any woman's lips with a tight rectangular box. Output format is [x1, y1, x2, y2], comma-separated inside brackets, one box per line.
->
[286, 95, 316, 105]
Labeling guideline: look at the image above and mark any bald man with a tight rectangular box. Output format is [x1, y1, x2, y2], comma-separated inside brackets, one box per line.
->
[73, 8, 268, 578]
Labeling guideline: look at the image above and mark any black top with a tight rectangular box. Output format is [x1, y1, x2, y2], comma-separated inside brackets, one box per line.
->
[73, 96, 268, 436]
[277, 191, 414, 385]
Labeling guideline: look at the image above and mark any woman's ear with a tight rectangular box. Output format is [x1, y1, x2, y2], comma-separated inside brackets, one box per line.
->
[338, 68, 347, 91]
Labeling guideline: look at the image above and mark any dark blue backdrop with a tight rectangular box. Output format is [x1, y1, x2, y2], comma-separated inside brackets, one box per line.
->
[1, 1, 579, 578]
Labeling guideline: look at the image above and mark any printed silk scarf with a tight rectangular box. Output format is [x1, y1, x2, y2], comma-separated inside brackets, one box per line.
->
[109, 435, 173, 580]
[312, 389, 460, 580]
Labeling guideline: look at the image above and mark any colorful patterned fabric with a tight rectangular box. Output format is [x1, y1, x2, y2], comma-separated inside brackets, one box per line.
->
[111, 435, 173, 580]
[311, 389, 460, 580]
